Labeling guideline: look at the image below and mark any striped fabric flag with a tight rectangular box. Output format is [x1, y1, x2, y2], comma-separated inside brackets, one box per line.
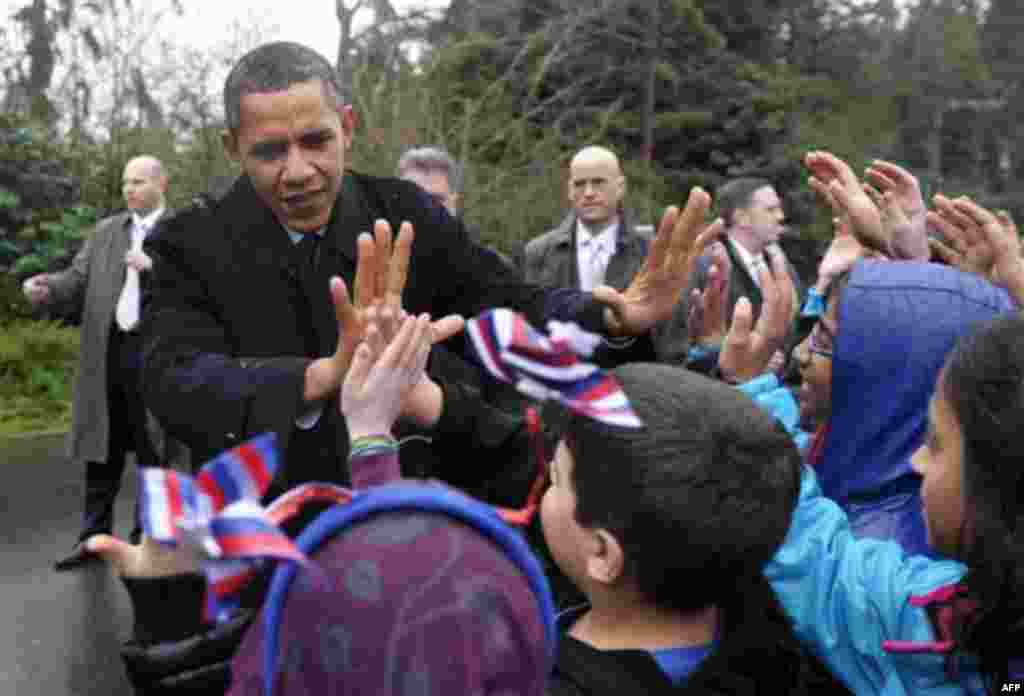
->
[467, 309, 643, 428]
[201, 487, 354, 623]
[139, 433, 280, 547]
[137, 433, 314, 622]
[203, 559, 258, 623]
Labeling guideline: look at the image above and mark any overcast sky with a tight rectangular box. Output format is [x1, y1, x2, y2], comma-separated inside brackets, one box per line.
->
[173, 0, 450, 61]
[2, 0, 451, 63]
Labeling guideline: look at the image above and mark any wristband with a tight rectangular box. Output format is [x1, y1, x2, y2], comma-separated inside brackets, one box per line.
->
[348, 434, 398, 459]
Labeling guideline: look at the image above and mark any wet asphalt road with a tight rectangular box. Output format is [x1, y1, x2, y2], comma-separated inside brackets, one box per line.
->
[1, 433, 136, 696]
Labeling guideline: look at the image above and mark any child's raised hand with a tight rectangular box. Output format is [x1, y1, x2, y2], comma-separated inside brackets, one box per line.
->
[865, 160, 926, 220]
[359, 302, 446, 428]
[718, 247, 794, 383]
[928, 195, 995, 277]
[817, 219, 866, 288]
[688, 243, 732, 347]
[341, 312, 433, 440]
[806, 151, 887, 257]
[864, 160, 930, 260]
[929, 195, 1024, 308]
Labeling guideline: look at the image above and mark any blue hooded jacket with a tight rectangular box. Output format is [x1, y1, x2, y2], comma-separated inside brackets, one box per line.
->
[814, 261, 1014, 554]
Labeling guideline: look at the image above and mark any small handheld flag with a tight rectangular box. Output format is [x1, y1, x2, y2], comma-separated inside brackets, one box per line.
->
[467, 309, 643, 428]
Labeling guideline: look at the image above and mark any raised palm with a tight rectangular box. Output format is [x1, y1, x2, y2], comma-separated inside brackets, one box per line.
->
[718, 248, 795, 383]
[806, 151, 887, 256]
[593, 188, 723, 336]
[818, 223, 865, 282]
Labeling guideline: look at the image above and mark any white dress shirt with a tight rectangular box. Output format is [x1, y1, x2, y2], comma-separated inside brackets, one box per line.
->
[576, 220, 619, 292]
[730, 238, 769, 289]
[115, 207, 163, 331]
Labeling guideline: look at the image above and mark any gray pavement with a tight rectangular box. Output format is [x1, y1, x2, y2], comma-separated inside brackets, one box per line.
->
[1, 433, 136, 696]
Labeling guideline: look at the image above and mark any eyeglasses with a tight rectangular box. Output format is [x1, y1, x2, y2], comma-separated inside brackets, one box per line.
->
[806, 319, 834, 359]
[494, 407, 551, 528]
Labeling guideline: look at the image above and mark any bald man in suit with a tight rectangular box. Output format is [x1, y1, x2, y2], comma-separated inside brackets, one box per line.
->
[523, 146, 651, 294]
[24, 155, 170, 570]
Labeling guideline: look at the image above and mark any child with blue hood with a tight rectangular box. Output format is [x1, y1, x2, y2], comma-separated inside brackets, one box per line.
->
[724, 153, 1017, 556]
[737, 166, 1024, 694]
[792, 257, 1013, 555]
[766, 310, 1024, 695]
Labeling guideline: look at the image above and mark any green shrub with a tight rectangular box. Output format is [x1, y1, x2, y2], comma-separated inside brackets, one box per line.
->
[0, 319, 79, 435]
[11, 204, 97, 277]
[0, 273, 34, 322]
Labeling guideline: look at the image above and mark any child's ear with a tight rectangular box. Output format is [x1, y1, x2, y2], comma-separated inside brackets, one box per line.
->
[586, 529, 626, 586]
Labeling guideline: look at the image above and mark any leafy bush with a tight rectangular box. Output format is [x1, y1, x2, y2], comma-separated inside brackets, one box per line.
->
[0, 273, 33, 322]
[11, 204, 97, 277]
[0, 186, 18, 210]
[0, 114, 67, 168]
[0, 319, 79, 435]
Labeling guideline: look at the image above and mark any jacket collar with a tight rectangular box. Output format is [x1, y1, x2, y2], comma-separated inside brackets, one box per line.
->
[219, 173, 362, 265]
[723, 237, 762, 293]
[551, 208, 645, 253]
[132, 206, 166, 230]
[553, 579, 851, 695]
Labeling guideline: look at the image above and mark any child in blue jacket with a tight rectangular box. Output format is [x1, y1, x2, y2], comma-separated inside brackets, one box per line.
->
[764, 312, 1024, 695]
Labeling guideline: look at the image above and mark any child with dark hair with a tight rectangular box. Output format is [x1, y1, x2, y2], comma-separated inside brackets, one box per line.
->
[932, 314, 1024, 689]
[728, 154, 1018, 556]
[542, 363, 849, 695]
[792, 258, 1013, 555]
[759, 194, 1024, 694]
[766, 312, 1024, 695]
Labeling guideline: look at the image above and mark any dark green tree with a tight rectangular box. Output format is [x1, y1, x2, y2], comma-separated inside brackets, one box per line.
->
[982, 0, 1024, 189]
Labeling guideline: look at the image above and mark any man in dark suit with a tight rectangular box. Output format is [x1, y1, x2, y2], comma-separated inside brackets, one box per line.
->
[140, 42, 718, 495]
[522, 146, 651, 293]
[656, 177, 804, 366]
[23, 156, 168, 569]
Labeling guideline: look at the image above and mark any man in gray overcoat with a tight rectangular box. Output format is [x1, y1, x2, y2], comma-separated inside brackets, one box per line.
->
[522, 146, 651, 293]
[23, 155, 169, 570]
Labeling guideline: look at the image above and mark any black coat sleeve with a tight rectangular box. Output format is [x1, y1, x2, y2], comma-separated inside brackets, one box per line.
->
[377, 181, 655, 365]
[417, 346, 560, 508]
[140, 207, 310, 463]
[118, 574, 252, 696]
